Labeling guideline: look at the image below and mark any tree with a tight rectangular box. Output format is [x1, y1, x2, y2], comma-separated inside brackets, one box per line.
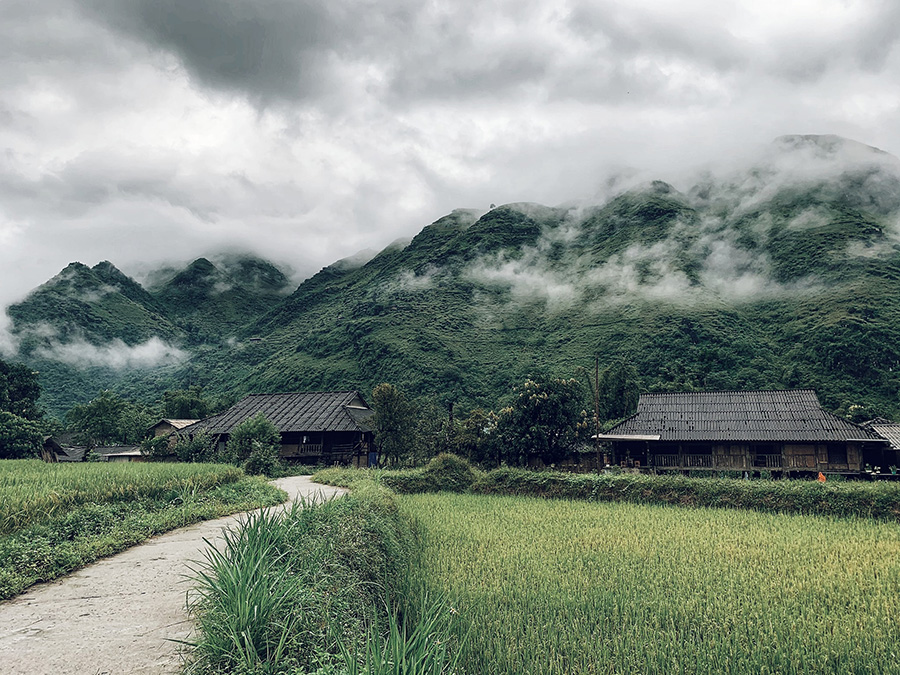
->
[65, 391, 154, 447]
[0, 411, 44, 459]
[162, 385, 212, 419]
[371, 383, 418, 466]
[0, 357, 44, 459]
[454, 408, 500, 467]
[225, 413, 281, 475]
[598, 360, 640, 422]
[497, 377, 589, 465]
[0, 358, 42, 421]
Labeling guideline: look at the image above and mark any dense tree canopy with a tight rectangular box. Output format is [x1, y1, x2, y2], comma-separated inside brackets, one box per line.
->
[498, 377, 589, 465]
[598, 360, 640, 422]
[371, 383, 418, 466]
[0, 358, 44, 459]
[0, 359, 42, 421]
[162, 385, 212, 419]
[65, 390, 153, 446]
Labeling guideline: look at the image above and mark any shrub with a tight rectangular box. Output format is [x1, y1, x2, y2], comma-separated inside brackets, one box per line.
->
[243, 440, 282, 477]
[224, 414, 283, 476]
[172, 431, 216, 463]
[422, 453, 476, 492]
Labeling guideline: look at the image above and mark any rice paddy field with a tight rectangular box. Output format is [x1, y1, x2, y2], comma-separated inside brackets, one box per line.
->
[0, 459, 245, 535]
[0, 459, 284, 599]
[401, 493, 900, 675]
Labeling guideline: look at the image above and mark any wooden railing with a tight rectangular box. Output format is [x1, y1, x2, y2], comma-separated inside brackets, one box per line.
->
[655, 454, 680, 467]
[653, 454, 713, 468]
[755, 454, 783, 468]
[684, 454, 713, 468]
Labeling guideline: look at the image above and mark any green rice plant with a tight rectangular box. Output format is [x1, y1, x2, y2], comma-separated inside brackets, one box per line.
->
[0, 459, 244, 536]
[339, 593, 465, 675]
[402, 492, 900, 675]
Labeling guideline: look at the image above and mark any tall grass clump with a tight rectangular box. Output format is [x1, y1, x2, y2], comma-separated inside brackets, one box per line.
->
[185, 486, 421, 674]
[402, 492, 900, 675]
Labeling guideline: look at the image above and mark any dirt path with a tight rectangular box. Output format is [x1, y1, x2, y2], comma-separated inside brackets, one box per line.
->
[0, 476, 347, 675]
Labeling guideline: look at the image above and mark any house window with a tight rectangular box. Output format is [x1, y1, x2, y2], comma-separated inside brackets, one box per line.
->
[753, 444, 781, 469]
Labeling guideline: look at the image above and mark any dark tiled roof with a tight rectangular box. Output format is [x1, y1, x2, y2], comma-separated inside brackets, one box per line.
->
[186, 391, 374, 435]
[870, 424, 900, 450]
[607, 389, 883, 442]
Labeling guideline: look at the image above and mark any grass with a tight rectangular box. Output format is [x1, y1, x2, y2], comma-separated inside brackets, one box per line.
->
[0, 459, 286, 599]
[401, 492, 900, 674]
[184, 483, 421, 675]
[0, 459, 247, 535]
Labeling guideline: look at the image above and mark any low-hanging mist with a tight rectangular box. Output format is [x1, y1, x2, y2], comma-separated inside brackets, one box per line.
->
[6, 134, 900, 420]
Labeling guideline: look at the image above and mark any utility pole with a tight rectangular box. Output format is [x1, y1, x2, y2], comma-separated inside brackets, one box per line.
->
[594, 354, 601, 471]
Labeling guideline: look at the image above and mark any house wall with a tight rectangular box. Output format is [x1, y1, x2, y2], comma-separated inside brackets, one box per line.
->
[633, 440, 868, 474]
[152, 423, 177, 437]
[278, 430, 372, 464]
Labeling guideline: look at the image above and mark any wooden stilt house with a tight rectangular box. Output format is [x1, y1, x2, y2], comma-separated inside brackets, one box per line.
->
[598, 389, 890, 475]
[183, 391, 375, 466]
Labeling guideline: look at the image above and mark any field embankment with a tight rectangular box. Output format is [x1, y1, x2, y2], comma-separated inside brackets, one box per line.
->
[0, 459, 285, 600]
[184, 481, 458, 675]
[314, 459, 900, 521]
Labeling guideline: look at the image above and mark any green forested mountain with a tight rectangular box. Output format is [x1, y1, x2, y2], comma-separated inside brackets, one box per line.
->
[148, 255, 292, 341]
[7, 135, 900, 420]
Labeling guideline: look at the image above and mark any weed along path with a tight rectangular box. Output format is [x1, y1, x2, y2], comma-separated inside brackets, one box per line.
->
[0, 476, 346, 675]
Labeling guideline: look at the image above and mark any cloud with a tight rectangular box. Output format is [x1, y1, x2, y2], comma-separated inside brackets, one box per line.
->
[466, 248, 580, 309]
[34, 336, 187, 370]
[0, 314, 19, 358]
[4, 0, 900, 330]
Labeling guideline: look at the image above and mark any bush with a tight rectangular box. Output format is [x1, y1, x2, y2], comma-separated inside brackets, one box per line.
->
[224, 414, 283, 476]
[243, 440, 282, 477]
[422, 453, 476, 492]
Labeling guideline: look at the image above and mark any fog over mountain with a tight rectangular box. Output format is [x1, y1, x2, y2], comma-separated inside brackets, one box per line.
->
[6, 134, 900, 422]
[4, 0, 900, 334]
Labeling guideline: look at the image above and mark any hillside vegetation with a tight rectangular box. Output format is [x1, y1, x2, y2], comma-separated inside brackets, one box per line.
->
[6, 134, 900, 420]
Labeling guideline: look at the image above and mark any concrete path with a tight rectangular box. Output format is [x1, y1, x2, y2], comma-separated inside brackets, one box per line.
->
[0, 476, 347, 675]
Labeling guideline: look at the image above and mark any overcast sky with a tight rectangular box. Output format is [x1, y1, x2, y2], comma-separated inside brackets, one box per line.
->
[3, 0, 900, 315]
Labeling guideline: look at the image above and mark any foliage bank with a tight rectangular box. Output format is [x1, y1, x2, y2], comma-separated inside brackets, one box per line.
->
[0, 460, 285, 600]
[402, 492, 900, 674]
[185, 483, 436, 675]
[314, 460, 900, 521]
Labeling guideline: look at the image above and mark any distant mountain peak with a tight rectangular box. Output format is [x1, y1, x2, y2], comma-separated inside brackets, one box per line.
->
[773, 134, 894, 161]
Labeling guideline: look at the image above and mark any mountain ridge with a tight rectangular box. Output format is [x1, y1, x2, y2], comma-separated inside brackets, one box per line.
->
[6, 135, 900, 420]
